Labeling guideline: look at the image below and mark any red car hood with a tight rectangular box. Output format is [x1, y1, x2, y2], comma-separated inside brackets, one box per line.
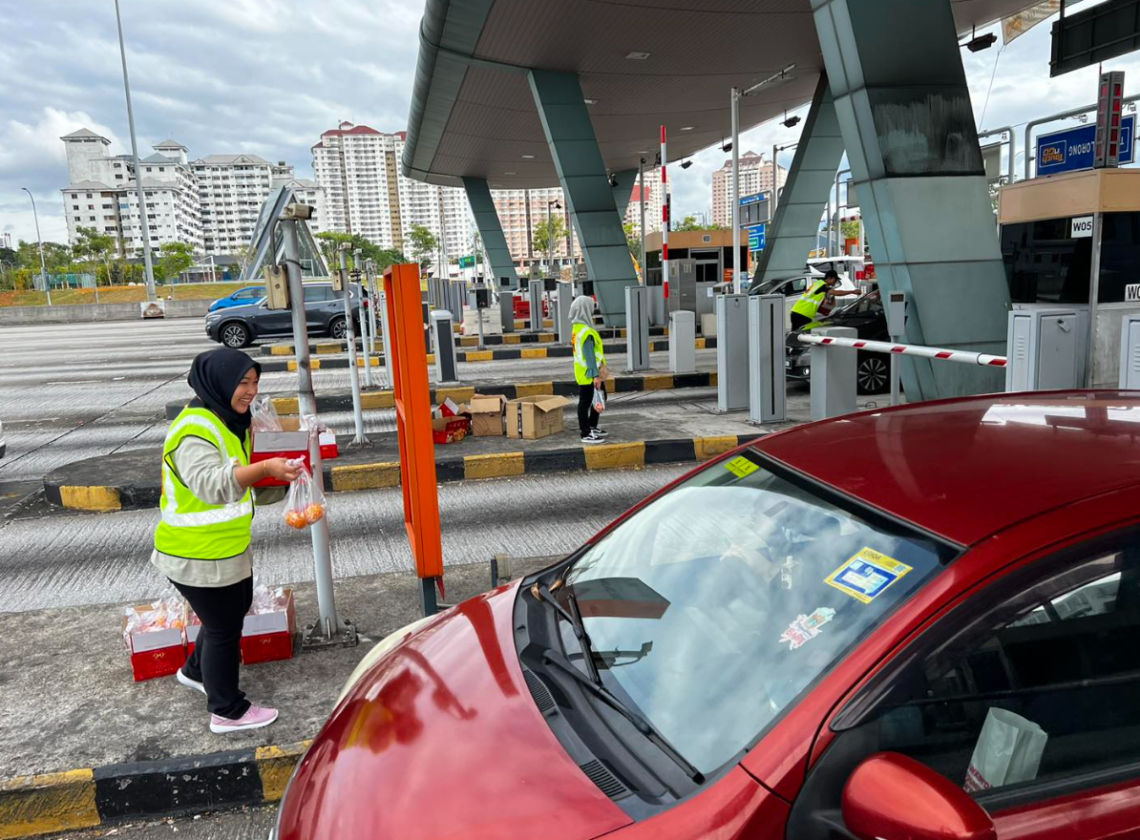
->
[276, 583, 633, 840]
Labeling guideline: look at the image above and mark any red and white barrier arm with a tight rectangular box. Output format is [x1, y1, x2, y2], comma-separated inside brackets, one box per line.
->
[796, 333, 1007, 368]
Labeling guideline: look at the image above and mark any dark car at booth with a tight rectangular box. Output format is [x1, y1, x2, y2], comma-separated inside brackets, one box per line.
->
[274, 391, 1140, 840]
[785, 288, 891, 394]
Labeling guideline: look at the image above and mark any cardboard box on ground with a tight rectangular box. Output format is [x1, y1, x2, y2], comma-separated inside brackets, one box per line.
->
[507, 395, 572, 440]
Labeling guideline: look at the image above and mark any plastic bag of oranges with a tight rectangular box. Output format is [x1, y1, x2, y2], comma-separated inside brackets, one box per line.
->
[283, 466, 327, 530]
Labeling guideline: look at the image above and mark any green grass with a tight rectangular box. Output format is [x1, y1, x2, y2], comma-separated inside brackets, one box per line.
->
[0, 282, 252, 308]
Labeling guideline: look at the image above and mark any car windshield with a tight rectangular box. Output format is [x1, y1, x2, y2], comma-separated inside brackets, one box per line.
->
[562, 450, 955, 776]
[832, 288, 881, 318]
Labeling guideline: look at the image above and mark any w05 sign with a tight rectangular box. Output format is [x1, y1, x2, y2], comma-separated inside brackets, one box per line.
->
[1036, 114, 1135, 176]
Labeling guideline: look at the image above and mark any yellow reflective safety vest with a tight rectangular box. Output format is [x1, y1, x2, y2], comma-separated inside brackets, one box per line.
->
[572, 323, 606, 386]
[791, 280, 830, 320]
[154, 407, 254, 560]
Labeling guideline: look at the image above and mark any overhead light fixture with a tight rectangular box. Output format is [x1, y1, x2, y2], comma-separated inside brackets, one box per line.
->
[584, 98, 598, 105]
[965, 27, 997, 52]
[626, 51, 651, 60]
[782, 112, 801, 128]
[680, 159, 693, 169]
[504, 171, 516, 175]
[680, 126, 695, 131]
[522, 154, 535, 159]
[721, 138, 732, 153]
[607, 173, 618, 187]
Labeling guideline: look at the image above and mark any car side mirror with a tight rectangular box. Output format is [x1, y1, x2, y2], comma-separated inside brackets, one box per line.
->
[843, 753, 995, 840]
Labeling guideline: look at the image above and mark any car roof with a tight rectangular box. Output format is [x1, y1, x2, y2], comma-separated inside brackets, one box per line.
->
[755, 391, 1140, 546]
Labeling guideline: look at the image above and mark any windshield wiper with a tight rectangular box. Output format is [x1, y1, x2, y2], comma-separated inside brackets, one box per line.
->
[542, 647, 705, 785]
[531, 583, 602, 684]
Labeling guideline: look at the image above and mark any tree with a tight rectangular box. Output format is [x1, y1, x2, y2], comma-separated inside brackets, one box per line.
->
[73, 227, 115, 284]
[623, 222, 642, 266]
[374, 248, 409, 272]
[315, 231, 394, 273]
[156, 241, 196, 283]
[674, 215, 725, 232]
[405, 224, 438, 273]
[532, 215, 567, 270]
[840, 219, 861, 242]
[230, 243, 254, 279]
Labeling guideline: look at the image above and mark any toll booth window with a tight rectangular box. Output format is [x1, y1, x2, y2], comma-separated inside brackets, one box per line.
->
[1098, 213, 1140, 303]
[1001, 221, 1091, 304]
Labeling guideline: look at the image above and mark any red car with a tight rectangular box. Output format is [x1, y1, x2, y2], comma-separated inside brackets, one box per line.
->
[275, 391, 1140, 840]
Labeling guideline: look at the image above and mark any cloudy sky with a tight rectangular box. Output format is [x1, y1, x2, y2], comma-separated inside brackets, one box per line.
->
[2, 0, 1139, 247]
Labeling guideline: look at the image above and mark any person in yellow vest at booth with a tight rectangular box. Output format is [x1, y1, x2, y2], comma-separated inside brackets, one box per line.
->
[570, 295, 608, 445]
[789, 269, 858, 330]
[153, 348, 300, 734]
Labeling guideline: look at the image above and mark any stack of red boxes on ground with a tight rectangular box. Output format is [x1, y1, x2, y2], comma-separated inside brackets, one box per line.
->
[122, 586, 297, 681]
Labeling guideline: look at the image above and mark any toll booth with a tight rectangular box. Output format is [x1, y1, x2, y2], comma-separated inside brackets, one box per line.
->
[643, 229, 750, 332]
[999, 168, 1140, 386]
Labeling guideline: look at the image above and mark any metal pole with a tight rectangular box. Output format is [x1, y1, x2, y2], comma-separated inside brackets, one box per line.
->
[546, 200, 553, 276]
[638, 157, 647, 283]
[731, 87, 741, 295]
[338, 248, 369, 444]
[366, 259, 379, 361]
[281, 216, 343, 641]
[661, 126, 670, 303]
[355, 248, 373, 389]
[21, 188, 51, 306]
[1087, 211, 1103, 386]
[771, 143, 779, 220]
[113, 0, 156, 302]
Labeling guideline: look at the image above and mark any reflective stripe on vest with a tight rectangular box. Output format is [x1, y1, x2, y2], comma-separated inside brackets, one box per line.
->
[154, 408, 253, 560]
[791, 281, 829, 319]
[572, 324, 605, 386]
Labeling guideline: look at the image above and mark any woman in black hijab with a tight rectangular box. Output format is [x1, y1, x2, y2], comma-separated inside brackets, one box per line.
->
[153, 348, 299, 735]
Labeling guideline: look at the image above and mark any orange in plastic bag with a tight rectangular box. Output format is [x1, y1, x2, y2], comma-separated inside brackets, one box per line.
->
[284, 466, 326, 530]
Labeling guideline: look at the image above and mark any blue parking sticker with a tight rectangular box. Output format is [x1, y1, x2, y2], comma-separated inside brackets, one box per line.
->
[824, 548, 912, 605]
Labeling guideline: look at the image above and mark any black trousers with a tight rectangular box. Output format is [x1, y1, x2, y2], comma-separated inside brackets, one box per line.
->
[172, 576, 253, 720]
[789, 312, 812, 330]
[578, 383, 600, 437]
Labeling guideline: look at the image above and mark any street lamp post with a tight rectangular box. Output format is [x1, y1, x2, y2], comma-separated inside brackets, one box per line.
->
[21, 187, 51, 306]
[113, 0, 156, 302]
[546, 200, 561, 275]
[730, 64, 796, 294]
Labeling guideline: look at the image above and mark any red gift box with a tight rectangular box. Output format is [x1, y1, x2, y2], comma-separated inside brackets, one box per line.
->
[431, 415, 470, 444]
[123, 604, 187, 682]
[240, 588, 296, 665]
[252, 418, 311, 487]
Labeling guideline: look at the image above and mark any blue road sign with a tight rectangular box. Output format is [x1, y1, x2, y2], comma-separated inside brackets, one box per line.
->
[1036, 114, 1136, 175]
[747, 223, 766, 252]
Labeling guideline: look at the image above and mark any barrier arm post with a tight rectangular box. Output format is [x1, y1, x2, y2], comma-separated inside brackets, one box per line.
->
[384, 262, 445, 616]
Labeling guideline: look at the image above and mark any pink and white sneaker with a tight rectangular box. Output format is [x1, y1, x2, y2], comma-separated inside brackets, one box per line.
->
[210, 704, 279, 734]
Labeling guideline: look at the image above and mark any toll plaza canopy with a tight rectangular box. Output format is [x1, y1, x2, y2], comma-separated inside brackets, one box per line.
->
[402, 0, 1039, 191]
[403, 0, 1038, 400]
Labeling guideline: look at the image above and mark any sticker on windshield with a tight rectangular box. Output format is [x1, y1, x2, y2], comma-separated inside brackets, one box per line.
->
[825, 548, 912, 604]
[779, 607, 836, 650]
[724, 456, 759, 479]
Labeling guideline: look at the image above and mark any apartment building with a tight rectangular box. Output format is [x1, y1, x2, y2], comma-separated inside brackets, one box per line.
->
[313, 122, 473, 262]
[711, 152, 787, 228]
[61, 130, 203, 254]
[60, 129, 315, 258]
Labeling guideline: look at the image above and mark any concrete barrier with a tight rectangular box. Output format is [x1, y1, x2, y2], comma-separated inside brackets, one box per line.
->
[0, 299, 209, 325]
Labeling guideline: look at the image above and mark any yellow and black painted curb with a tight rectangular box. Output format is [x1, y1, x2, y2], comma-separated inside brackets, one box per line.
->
[259, 324, 668, 357]
[0, 741, 311, 839]
[264, 336, 716, 373]
[48, 430, 758, 511]
[164, 372, 718, 421]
